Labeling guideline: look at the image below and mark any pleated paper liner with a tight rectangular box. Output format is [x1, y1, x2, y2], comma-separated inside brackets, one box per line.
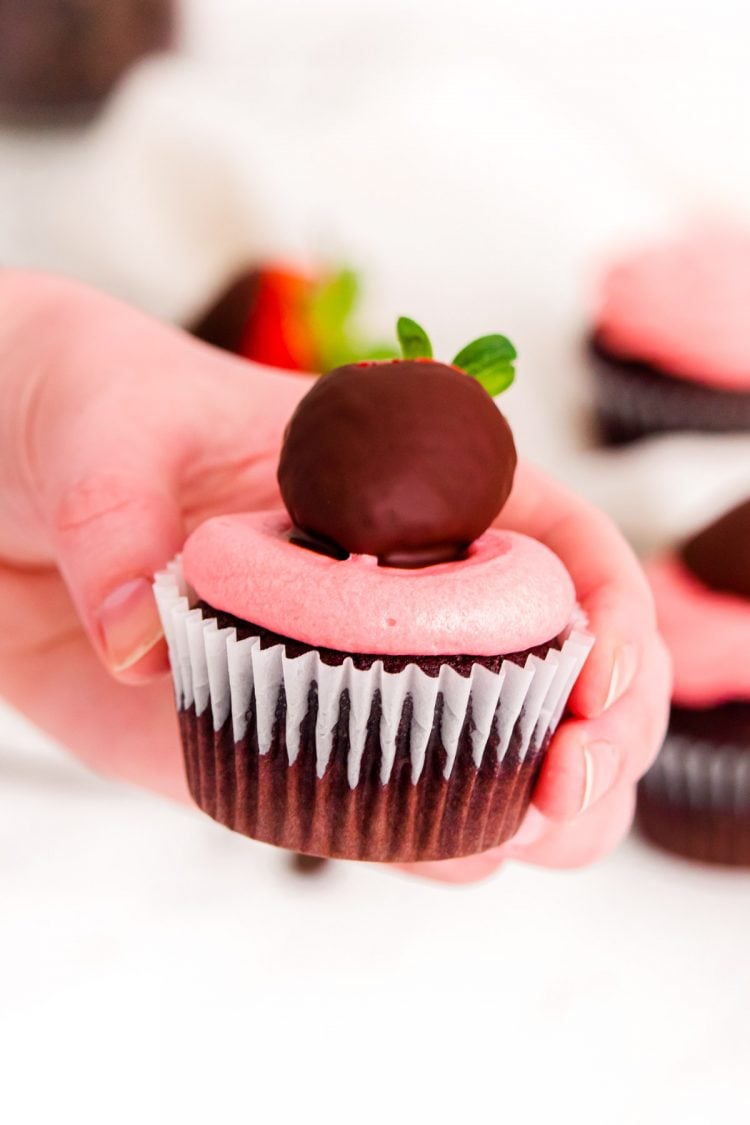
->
[154, 560, 592, 862]
[588, 336, 750, 445]
[637, 704, 750, 866]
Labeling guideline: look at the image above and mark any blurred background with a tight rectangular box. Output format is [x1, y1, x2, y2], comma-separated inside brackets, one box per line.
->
[1, 2, 749, 1122]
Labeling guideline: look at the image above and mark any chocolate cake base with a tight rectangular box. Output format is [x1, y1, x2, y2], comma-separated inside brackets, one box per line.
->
[588, 335, 750, 445]
[636, 702, 750, 866]
[179, 699, 548, 863]
[176, 607, 557, 862]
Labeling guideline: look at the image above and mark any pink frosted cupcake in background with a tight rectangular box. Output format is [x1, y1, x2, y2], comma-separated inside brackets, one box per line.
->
[637, 500, 750, 865]
[589, 229, 750, 444]
[155, 320, 592, 862]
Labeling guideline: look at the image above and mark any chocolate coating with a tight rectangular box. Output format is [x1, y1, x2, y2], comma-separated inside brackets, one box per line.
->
[191, 271, 259, 354]
[277, 360, 517, 566]
[680, 499, 750, 600]
[0, 0, 176, 123]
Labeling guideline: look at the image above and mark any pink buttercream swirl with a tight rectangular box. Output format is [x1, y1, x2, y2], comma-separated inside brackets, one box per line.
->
[595, 229, 750, 391]
[183, 510, 576, 656]
[648, 553, 750, 707]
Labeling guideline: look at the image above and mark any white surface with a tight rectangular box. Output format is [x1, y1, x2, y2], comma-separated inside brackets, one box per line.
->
[1, 724, 749, 1125]
[2, 2, 750, 1122]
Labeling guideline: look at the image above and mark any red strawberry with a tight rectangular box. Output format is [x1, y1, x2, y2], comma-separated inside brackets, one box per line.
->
[239, 265, 317, 372]
[191, 263, 396, 374]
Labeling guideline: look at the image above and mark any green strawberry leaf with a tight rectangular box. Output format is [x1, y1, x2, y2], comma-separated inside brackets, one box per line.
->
[309, 268, 399, 371]
[451, 334, 516, 396]
[307, 268, 358, 370]
[310, 268, 359, 332]
[397, 316, 433, 360]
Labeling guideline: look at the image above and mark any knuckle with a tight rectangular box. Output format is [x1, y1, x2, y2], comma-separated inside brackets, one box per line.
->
[54, 472, 139, 535]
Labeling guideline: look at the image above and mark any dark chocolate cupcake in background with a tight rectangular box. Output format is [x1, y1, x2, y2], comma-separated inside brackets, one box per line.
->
[588, 230, 750, 445]
[637, 500, 750, 866]
[0, 0, 176, 125]
[155, 319, 592, 862]
[191, 263, 396, 375]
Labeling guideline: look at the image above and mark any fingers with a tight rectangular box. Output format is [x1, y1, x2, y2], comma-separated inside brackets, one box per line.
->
[500, 461, 657, 719]
[392, 848, 506, 885]
[504, 784, 637, 869]
[484, 459, 670, 857]
[17, 283, 189, 679]
[52, 469, 185, 683]
[532, 633, 671, 821]
[390, 632, 667, 884]
[379, 460, 669, 884]
[565, 568, 652, 720]
[392, 782, 638, 884]
[1, 274, 311, 685]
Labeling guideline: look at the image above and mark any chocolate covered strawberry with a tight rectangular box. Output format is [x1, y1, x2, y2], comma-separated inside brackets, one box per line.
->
[278, 317, 518, 566]
[191, 264, 395, 374]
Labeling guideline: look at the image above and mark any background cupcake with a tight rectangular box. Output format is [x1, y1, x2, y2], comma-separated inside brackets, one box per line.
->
[588, 229, 750, 445]
[155, 323, 592, 862]
[637, 499, 750, 865]
[0, 0, 177, 124]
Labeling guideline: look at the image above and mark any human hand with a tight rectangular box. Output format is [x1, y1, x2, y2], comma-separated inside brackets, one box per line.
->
[0, 272, 310, 799]
[0, 274, 670, 877]
[398, 463, 672, 882]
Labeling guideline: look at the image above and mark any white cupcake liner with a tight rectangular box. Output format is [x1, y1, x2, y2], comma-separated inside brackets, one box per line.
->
[153, 559, 593, 789]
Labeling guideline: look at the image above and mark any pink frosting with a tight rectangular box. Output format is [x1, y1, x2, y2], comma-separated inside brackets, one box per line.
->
[648, 554, 750, 707]
[183, 510, 576, 656]
[595, 229, 750, 390]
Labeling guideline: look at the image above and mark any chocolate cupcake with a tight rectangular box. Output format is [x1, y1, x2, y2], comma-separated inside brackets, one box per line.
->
[588, 230, 750, 444]
[0, 0, 176, 125]
[637, 500, 750, 865]
[155, 320, 592, 862]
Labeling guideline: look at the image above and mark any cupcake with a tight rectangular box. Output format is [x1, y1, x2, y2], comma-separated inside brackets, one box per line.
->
[0, 0, 176, 125]
[191, 263, 396, 374]
[589, 230, 750, 444]
[637, 500, 750, 865]
[155, 319, 592, 861]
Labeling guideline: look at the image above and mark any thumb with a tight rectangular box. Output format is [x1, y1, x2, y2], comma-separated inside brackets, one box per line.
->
[52, 469, 184, 683]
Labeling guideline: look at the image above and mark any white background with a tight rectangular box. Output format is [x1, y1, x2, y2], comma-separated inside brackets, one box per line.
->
[1, 2, 750, 1122]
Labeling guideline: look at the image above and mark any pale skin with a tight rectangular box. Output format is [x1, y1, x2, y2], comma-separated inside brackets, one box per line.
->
[0, 273, 671, 883]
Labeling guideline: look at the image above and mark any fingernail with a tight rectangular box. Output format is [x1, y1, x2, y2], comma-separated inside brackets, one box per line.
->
[604, 643, 638, 711]
[580, 740, 620, 813]
[95, 578, 164, 672]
